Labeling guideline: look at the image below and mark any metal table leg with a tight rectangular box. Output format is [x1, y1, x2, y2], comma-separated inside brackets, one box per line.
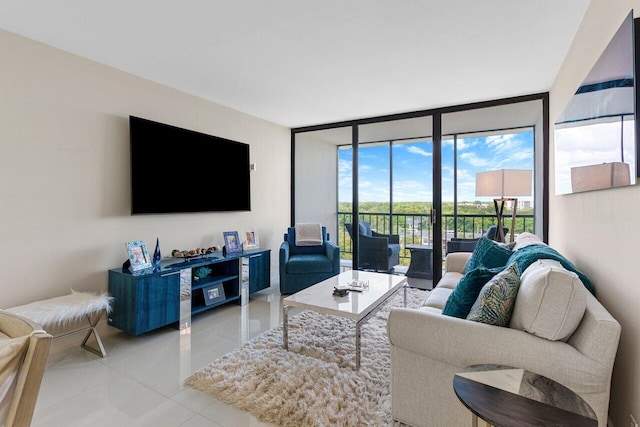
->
[403, 283, 408, 307]
[355, 320, 362, 370]
[283, 305, 290, 350]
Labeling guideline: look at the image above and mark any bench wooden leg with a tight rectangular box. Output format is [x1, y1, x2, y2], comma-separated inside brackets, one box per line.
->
[81, 312, 107, 358]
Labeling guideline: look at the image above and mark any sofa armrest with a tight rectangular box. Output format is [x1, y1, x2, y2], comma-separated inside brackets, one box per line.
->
[387, 308, 605, 392]
[325, 241, 341, 272]
[279, 242, 290, 269]
[445, 252, 471, 273]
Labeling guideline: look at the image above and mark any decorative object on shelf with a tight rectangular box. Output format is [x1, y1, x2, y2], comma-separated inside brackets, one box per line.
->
[223, 231, 242, 256]
[171, 247, 218, 258]
[125, 240, 153, 272]
[475, 169, 532, 243]
[193, 266, 212, 281]
[243, 228, 259, 250]
[153, 238, 162, 267]
[203, 284, 226, 306]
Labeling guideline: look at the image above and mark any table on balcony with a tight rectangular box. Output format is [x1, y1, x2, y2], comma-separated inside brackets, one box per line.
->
[405, 244, 433, 280]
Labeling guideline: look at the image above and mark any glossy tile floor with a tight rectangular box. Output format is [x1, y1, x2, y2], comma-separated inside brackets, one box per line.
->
[32, 274, 429, 427]
[32, 287, 283, 427]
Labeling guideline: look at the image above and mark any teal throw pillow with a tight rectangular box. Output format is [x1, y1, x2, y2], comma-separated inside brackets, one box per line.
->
[467, 263, 521, 327]
[442, 266, 503, 318]
[466, 236, 513, 272]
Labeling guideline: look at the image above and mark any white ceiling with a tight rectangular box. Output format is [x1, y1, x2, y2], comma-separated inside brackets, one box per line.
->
[0, 1, 590, 128]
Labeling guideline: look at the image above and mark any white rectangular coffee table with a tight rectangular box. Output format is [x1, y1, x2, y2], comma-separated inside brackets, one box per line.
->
[282, 270, 408, 370]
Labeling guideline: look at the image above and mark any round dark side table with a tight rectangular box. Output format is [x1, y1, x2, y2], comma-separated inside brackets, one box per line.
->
[453, 364, 597, 427]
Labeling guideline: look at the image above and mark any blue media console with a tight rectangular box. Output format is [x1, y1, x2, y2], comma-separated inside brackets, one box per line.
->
[108, 249, 270, 335]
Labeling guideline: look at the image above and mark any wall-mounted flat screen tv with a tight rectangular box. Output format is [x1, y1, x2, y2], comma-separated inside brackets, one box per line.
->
[130, 116, 251, 214]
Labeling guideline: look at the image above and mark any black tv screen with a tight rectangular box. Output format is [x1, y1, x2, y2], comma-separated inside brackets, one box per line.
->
[130, 116, 251, 214]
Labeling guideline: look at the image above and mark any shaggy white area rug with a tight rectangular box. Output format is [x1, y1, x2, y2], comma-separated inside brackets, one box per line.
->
[186, 287, 428, 426]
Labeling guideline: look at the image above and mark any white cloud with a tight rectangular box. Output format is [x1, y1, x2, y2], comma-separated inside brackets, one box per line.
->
[393, 180, 432, 202]
[459, 152, 491, 167]
[406, 145, 432, 157]
[457, 138, 479, 150]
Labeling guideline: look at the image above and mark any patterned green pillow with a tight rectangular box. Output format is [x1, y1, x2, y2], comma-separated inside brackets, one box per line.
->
[466, 236, 513, 272]
[442, 266, 503, 318]
[467, 263, 521, 327]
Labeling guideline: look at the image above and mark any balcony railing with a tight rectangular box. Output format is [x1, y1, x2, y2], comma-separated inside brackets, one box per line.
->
[338, 211, 534, 264]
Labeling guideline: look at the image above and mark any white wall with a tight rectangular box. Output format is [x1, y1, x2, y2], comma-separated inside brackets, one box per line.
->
[294, 132, 338, 237]
[0, 29, 290, 308]
[550, 2, 640, 426]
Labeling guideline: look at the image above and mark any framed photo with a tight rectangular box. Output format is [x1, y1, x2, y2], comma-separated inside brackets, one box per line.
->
[243, 229, 259, 250]
[223, 231, 242, 255]
[203, 283, 226, 306]
[125, 240, 153, 272]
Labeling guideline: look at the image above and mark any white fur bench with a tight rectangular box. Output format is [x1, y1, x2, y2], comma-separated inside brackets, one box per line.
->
[5, 290, 113, 357]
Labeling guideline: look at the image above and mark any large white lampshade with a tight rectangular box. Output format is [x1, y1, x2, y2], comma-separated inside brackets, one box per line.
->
[475, 169, 532, 198]
[475, 169, 532, 243]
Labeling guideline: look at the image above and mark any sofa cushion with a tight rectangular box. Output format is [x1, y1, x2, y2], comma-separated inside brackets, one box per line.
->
[422, 287, 454, 311]
[285, 254, 334, 274]
[507, 244, 595, 295]
[437, 272, 462, 290]
[509, 259, 587, 341]
[513, 232, 546, 251]
[466, 263, 520, 327]
[466, 237, 513, 272]
[442, 266, 503, 318]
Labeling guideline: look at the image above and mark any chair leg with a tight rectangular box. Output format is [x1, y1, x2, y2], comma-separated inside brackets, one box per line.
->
[81, 312, 107, 358]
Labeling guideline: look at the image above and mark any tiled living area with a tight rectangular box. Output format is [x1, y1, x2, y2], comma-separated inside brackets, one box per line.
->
[31, 288, 282, 427]
[32, 274, 428, 427]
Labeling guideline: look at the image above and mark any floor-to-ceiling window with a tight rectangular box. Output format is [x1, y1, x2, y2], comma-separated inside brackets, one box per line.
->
[292, 94, 548, 283]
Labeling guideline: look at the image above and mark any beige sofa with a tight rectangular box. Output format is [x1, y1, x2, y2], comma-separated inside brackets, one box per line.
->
[388, 249, 621, 427]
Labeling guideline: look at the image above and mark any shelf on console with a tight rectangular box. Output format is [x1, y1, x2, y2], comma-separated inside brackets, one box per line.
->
[192, 274, 239, 291]
[191, 295, 241, 315]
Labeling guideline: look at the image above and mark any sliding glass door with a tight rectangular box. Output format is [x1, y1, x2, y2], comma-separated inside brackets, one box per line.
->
[291, 94, 547, 289]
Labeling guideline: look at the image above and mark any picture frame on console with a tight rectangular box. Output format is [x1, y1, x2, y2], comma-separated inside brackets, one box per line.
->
[203, 284, 226, 306]
[125, 240, 153, 272]
[244, 229, 259, 250]
[223, 231, 242, 256]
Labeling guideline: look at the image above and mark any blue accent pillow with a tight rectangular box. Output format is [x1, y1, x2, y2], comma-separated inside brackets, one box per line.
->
[467, 263, 521, 327]
[442, 266, 504, 318]
[466, 236, 513, 272]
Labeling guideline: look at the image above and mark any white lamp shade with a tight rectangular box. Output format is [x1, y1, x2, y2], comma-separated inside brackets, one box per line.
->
[475, 169, 532, 198]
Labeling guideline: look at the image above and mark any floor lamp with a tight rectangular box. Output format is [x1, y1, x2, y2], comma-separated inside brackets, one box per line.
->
[475, 169, 532, 243]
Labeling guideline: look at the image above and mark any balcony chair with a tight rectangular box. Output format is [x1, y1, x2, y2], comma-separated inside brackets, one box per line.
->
[279, 226, 340, 294]
[446, 225, 509, 253]
[486, 224, 509, 242]
[0, 310, 52, 427]
[446, 237, 480, 254]
[345, 222, 401, 272]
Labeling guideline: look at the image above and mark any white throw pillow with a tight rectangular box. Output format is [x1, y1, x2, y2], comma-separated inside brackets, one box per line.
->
[509, 259, 586, 341]
[513, 232, 546, 251]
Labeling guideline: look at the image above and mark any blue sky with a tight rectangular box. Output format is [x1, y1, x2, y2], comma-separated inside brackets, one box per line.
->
[338, 130, 534, 203]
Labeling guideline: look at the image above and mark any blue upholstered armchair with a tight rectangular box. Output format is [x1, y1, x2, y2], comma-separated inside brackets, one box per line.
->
[279, 226, 340, 294]
[345, 222, 400, 272]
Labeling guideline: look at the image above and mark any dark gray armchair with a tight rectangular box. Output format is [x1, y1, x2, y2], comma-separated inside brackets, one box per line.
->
[445, 225, 510, 254]
[345, 222, 400, 272]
